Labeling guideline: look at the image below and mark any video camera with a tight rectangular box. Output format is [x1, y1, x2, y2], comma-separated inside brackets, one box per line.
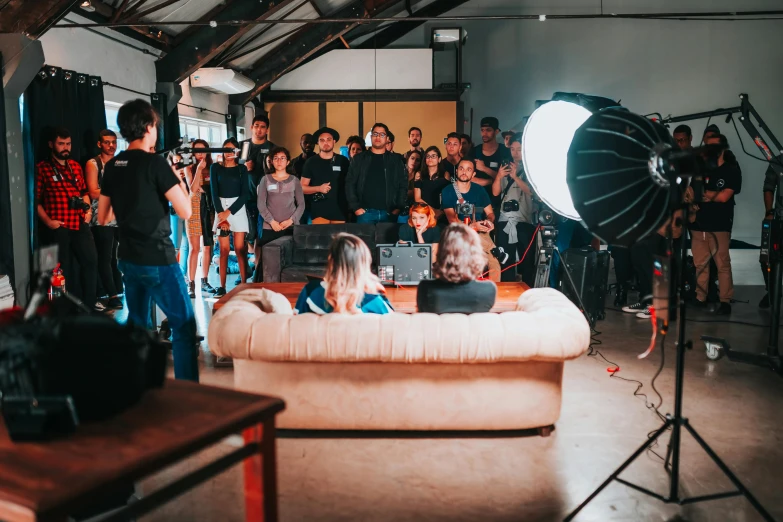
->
[164, 136, 251, 168]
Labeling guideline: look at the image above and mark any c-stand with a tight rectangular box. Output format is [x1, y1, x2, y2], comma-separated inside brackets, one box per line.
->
[662, 93, 783, 375]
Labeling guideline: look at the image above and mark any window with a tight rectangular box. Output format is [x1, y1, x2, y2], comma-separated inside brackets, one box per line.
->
[178, 116, 227, 148]
[104, 102, 128, 151]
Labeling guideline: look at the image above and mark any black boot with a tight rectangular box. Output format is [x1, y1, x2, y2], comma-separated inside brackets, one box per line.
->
[188, 281, 196, 299]
[614, 285, 628, 308]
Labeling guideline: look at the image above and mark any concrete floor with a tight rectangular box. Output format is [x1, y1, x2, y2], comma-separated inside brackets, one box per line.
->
[127, 281, 783, 522]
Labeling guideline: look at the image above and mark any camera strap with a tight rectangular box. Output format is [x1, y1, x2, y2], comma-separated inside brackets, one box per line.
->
[50, 159, 82, 195]
[501, 177, 514, 203]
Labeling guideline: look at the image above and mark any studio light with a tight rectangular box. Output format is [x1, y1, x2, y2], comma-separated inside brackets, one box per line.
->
[522, 100, 590, 221]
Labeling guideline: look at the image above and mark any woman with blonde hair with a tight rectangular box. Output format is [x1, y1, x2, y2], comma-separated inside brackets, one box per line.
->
[294, 233, 393, 314]
[417, 223, 497, 314]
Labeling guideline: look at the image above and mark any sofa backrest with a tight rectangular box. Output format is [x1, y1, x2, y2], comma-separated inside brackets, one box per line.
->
[208, 287, 591, 364]
[292, 223, 402, 266]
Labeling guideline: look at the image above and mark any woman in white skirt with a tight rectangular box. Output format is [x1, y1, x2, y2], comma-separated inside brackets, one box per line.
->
[210, 137, 250, 296]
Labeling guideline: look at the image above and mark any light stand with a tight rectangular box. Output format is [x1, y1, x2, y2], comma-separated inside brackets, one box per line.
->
[533, 209, 559, 289]
[662, 93, 783, 375]
[564, 201, 777, 521]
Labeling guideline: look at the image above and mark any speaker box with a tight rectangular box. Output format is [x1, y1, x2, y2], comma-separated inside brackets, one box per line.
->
[560, 247, 609, 324]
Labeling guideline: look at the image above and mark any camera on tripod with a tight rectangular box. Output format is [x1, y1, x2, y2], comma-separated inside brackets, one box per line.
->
[68, 196, 90, 212]
[456, 201, 476, 222]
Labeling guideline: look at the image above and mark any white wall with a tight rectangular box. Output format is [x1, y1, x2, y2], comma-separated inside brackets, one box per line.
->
[389, 0, 783, 243]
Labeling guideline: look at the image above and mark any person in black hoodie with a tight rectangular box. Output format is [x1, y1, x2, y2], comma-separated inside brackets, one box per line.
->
[345, 122, 408, 224]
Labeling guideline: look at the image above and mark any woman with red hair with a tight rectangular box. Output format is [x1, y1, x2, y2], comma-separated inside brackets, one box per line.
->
[398, 202, 441, 254]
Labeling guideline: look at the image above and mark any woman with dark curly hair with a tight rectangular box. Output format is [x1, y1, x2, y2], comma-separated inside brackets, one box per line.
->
[416, 223, 497, 314]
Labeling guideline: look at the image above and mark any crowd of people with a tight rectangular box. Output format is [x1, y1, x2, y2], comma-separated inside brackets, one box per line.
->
[33, 96, 755, 382]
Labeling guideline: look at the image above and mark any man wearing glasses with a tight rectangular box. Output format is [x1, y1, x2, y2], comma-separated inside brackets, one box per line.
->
[346, 123, 407, 224]
[673, 124, 693, 150]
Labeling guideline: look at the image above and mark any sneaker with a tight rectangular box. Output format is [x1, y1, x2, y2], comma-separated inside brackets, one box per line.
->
[234, 275, 242, 286]
[188, 281, 196, 299]
[93, 301, 106, 312]
[106, 296, 123, 310]
[622, 302, 645, 313]
[759, 293, 770, 309]
[715, 302, 732, 315]
[636, 307, 652, 319]
[214, 286, 227, 297]
[691, 299, 708, 309]
[201, 279, 217, 294]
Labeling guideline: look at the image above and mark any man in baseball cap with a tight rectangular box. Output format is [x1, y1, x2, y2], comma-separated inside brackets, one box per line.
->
[473, 116, 511, 210]
[301, 127, 351, 224]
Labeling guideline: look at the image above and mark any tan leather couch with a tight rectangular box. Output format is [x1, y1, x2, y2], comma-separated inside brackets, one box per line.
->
[209, 287, 590, 433]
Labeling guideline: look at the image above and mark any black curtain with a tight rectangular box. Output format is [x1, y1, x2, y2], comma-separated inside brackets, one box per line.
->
[0, 52, 13, 285]
[150, 92, 180, 150]
[22, 65, 108, 280]
[226, 112, 237, 140]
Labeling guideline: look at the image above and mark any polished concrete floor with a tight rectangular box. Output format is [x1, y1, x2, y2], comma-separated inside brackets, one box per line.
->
[127, 279, 783, 522]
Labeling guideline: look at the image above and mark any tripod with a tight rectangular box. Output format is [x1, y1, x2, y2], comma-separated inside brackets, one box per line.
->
[564, 206, 777, 522]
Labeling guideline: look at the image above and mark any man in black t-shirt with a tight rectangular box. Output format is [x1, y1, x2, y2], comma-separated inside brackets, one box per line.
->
[98, 99, 198, 382]
[291, 133, 315, 179]
[472, 117, 511, 209]
[690, 134, 742, 315]
[441, 132, 462, 180]
[243, 115, 276, 280]
[302, 127, 350, 223]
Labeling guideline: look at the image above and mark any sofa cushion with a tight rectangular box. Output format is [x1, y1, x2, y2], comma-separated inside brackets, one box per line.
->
[209, 287, 590, 364]
[292, 224, 376, 265]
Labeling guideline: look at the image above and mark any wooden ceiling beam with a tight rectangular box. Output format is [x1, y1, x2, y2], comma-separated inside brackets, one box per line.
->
[0, 0, 79, 37]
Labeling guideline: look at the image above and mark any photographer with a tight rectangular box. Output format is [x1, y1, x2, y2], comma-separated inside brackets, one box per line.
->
[492, 133, 537, 284]
[97, 99, 198, 382]
[301, 127, 351, 224]
[690, 134, 741, 315]
[441, 158, 503, 282]
[36, 127, 99, 311]
[417, 223, 497, 313]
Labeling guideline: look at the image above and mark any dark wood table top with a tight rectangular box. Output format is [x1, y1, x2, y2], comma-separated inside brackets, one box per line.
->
[214, 282, 529, 314]
[0, 381, 284, 520]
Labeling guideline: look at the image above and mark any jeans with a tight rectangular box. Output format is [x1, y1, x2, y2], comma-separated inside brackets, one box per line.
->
[170, 215, 189, 276]
[92, 225, 122, 297]
[118, 260, 199, 382]
[356, 209, 392, 224]
[39, 221, 98, 307]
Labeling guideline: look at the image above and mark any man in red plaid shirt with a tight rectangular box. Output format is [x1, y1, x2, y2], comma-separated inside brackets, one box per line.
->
[36, 127, 99, 310]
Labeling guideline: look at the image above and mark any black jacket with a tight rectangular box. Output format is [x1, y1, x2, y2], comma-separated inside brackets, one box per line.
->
[345, 150, 407, 212]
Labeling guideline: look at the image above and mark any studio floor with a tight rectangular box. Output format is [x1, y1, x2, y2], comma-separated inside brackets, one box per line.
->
[120, 253, 783, 522]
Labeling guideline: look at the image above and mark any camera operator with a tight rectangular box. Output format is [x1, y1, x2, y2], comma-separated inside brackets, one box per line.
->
[441, 158, 503, 282]
[86, 129, 122, 310]
[98, 99, 198, 382]
[492, 133, 537, 285]
[690, 134, 741, 315]
[36, 127, 99, 311]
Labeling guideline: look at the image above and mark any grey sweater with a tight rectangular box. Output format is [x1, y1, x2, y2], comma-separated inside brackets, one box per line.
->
[257, 174, 305, 229]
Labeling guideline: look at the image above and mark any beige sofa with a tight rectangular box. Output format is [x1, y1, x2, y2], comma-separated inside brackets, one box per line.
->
[209, 287, 590, 434]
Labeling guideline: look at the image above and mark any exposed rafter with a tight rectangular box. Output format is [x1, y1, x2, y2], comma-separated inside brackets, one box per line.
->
[172, 0, 236, 47]
[233, 0, 404, 106]
[155, 0, 301, 84]
[0, 0, 78, 37]
[73, 0, 172, 51]
[110, 0, 132, 23]
[126, 0, 182, 22]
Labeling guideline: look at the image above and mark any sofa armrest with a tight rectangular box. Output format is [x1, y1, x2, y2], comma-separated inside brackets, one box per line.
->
[262, 235, 294, 283]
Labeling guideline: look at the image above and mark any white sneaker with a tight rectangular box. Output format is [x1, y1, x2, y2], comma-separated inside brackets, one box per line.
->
[636, 307, 652, 319]
[622, 302, 645, 313]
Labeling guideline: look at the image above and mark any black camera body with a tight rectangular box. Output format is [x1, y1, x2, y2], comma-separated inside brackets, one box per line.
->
[457, 201, 476, 222]
[311, 192, 326, 202]
[68, 196, 90, 212]
[502, 200, 520, 213]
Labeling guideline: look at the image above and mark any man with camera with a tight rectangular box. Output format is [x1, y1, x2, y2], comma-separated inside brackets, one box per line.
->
[492, 133, 537, 284]
[442, 158, 503, 282]
[301, 127, 350, 224]
[98, 99, 198, 382]
[35, 127, 99, 311]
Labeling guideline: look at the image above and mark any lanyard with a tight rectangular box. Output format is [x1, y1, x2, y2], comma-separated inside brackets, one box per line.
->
[49, 158, 74, 182]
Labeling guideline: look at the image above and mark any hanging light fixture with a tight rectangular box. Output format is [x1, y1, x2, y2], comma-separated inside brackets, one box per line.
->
[80, 1, 96, 12]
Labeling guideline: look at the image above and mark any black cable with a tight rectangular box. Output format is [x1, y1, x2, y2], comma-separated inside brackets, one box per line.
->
[606, 307, 774, 328]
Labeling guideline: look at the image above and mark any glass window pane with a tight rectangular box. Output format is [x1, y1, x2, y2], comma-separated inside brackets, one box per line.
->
[186, 124, 198, 143]
[198, 125, 209, 141]
[209, 126, 220, 146]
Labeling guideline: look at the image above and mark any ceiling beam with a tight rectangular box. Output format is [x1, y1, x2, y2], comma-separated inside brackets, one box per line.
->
[155, 0, 300, 84]
[72, 2, 172, 51]
[0, 0, 79, 37]
[125, 0, 182, 22]
[171, 0, 236, 47]
[110, 0, 132, 23]
[233, 0, 404, 106]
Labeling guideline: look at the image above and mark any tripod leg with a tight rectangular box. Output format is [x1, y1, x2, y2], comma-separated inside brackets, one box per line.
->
[683, 421, 778, 522]
[564, 420, 672, 522]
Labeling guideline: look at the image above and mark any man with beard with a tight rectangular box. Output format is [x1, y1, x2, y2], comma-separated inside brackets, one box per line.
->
[291, 133, 315, 179]
[86, 129, 123, 310]
[404, 126, 423, 161]
[35, 127, 99, 310]
[243, 115, 276, 283]
[441, 158, 503, 282]
[441, 132, 462, 180]
[302, 127, 351, 224]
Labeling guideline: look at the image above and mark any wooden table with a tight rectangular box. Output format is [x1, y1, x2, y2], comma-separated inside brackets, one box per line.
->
[0, 381, 285, 522]
[215, 282, 529, 313]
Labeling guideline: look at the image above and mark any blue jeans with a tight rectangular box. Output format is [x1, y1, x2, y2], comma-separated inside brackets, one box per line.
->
[119, 260, 199, 382]
[356, 209, 392, 224]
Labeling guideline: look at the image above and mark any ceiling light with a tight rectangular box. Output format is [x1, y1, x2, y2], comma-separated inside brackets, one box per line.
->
[80, 0, 95, 12]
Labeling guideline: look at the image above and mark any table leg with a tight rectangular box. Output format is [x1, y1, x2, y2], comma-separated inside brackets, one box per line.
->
[243, 418, 278, 522]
